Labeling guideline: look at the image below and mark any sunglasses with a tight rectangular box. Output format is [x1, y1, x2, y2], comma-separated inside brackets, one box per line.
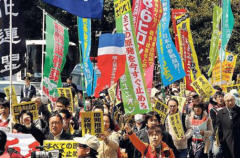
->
[78, 144, 88, 148]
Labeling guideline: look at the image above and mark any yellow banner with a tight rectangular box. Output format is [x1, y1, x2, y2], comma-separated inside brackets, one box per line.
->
[179, 82, 186, 97]
[153, 100, 169, 124]
[4, 86, 18, 105]
[81, 112, 104, 136]
[108, 83, 121, 105]
[114, 0, 131, 17]
[44, 140, 78, 158]
[169, 113, 184, 139]
[57, 88, 74, 112]
[191, 75, 216, 99]
[11, 101, 38, 123]
[172, 96, 186, 113]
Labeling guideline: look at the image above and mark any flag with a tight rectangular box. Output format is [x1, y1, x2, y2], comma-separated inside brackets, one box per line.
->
[94, 33, 126, 97]
[0, 0, 26, 77]
[43, 0, 103, 19]
[43, 15, 69, 103]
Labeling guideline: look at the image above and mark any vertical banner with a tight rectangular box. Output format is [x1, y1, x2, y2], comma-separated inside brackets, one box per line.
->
[114, 0, 151, 114]
[132, 0, 163, 94]
[153, 100, 168, 124]
[81, 112, 103, 136]
[219, 0, 235, 61]
[108, 83, 121, 105]
[0, 0, 26, 77]
[43, 15, 69, 103]
[78, 18, 97, 96]
[208, 5, 222, 76]
[57, 87, 74, 112]
[156, 0, 185, 86]
[173, 12, 202, 90]
[4, 86, 18, 105]
[168, 113, 184, 139]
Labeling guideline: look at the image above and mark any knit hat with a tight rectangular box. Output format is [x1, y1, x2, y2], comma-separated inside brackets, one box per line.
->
[74, 134, 100, 151]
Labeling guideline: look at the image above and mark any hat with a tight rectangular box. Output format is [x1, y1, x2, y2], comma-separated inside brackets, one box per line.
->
[172, 88, 179, 92]
[23, 76, 31, 80]
[230, 89, 239, 97]
[134, 114, 145, 123]
[74, 134, 100, 151]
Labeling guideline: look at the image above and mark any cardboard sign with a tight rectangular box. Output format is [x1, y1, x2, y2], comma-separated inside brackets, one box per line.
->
[81, 112, 103, 136]
[57, 88, 74, 112]
[11, 101, 38, 123]
[169, 113, 184, 139]
[172, 96, 186, 113]
[191, 75, 216, 98]
[4, 86, 18, 105]
[153, 100, 169, 124]
[44, 140, 78, 158]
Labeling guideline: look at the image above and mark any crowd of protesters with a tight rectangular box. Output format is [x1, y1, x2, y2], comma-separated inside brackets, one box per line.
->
[0, 76, 240, 158]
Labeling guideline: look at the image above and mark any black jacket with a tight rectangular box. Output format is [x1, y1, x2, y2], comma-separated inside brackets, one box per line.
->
[45, 130, 72, 140]
[20, 85, 36, 99]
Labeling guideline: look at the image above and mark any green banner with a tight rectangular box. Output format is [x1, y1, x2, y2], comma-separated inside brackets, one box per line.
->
[114, 0, 151, 114]
[208, 5, 222, 76]
[43, 15, 69, 103]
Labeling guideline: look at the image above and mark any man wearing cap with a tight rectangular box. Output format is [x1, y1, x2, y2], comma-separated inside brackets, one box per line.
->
[20, 76, 36, 100]
[74, 134, 100, 158]
[0, 99, 10, 128]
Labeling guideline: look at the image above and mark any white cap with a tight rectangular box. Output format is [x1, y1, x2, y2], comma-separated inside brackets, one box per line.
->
[134, 114, 145, 123]
[74, 134, 100, 151]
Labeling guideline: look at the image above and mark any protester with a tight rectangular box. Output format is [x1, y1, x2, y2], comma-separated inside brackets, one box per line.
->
[125, 124, 175, 158]
[59, 109, 75, 135]
[74, 134, 100, 158]
[54, 96, 70, 112]
[45, 111, 72, 140]
[64, 76, 78, 94]
[185, 103, 213, 158]
[216, 93, 240, 158]
[0, 99, 10, 128]
[20, 76, 36, 100]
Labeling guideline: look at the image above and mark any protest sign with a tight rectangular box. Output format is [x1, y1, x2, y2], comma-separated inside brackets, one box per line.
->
[58, 87, 74, 112]
[153, 100, 168, 124]
[11, 101, 38, 123]
[172, 96, 186, 113]
[179, 82, 186, 97]
[81, 112, 103, 136]
[191, 75, 216, 99]
[169, 113, 184, 139]
[4, 86, 18, 104]
[44, 140, 78, 158]
[108, 83, 121, 105]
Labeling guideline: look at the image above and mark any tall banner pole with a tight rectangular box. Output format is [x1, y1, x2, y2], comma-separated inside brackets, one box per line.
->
[9, 0, 13, 132]
[41, 10, 45, 97]
[219, 0, 222, 87]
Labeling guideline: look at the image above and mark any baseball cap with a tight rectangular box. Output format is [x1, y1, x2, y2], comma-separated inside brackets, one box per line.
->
[74, 134, 100, 151]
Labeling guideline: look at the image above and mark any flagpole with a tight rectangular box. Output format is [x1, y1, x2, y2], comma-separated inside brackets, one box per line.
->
[41, 9, 45, 97]
[9, 0, 13, 132]
[219, 0, 222, 87]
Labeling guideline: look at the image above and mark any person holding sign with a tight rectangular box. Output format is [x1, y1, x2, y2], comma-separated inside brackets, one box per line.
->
[185, 103, 213, 158]
[0, 99, 10, 128]
[165, 98, 190, 158]
[97, 114, 119, 158]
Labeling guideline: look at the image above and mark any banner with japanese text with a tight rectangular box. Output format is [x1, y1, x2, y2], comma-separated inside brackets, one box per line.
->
[156, 0, 185, 86]
[81, 111, 103, 136]
[108, 83, 121, 105]
[174, 12, 201, 90]
[57, 87, 74, 112]
[4, 86, 18, 105]
[11, 101, 38, 123]
[43, 15, 69, 103]
[7, 133, 40, 158]
[153, 100, 168, 124]
[0, 0, 26, 77]
[132, 0, 162, 94]
[78, 18, 97, 96]
[191, 75, 216, 99]
[168, 113, 184, 139]
[208, 5, 222, 76]
[114, 0, 151, 114]
[44, 140, 78, 158]
[212, 52, 237, 86]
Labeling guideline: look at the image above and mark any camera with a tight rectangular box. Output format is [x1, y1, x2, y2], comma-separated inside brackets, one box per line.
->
[31, 146, 62, 158]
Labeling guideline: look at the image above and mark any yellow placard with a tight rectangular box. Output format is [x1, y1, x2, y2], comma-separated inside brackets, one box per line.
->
[114, 0, 131, 18]
[191, 75, 216, 98]
[108, 83, 121, 105]
[172, 96, 186, 113]
[81, 112, 104, 137]
[169, 113, 184, 139]
[11, 101, 38, 123]
[57, 88, 74, 112]
[4, 86, 18, 105]
[179, 82, 186, 97]
[44, 140, 78, 158]
[153, 100, 169, 124]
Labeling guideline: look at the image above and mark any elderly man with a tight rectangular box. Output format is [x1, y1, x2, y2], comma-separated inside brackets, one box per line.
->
[216, 93, 240, 158]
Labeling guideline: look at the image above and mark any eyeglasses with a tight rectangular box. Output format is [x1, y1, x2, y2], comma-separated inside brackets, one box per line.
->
[78, 144, 88, 149]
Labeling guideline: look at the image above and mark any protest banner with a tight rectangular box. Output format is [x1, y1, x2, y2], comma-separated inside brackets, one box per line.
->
[153, 100, 168, 124]
[114, 0, 151, 114]
[44, 140, 78, 158]
[179, 82, 186, 97]
[81, 112, 103, 136]
[172, 96, 186, 113]
[11, 101, 38, 123]
[4, 86, 18, 105]
[7, 133, 40, 158]
[191, 75, 216, 99]
[108, 83, 121, 105]
[57, 87, 74, 112]
[169, 113, 184, 139]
